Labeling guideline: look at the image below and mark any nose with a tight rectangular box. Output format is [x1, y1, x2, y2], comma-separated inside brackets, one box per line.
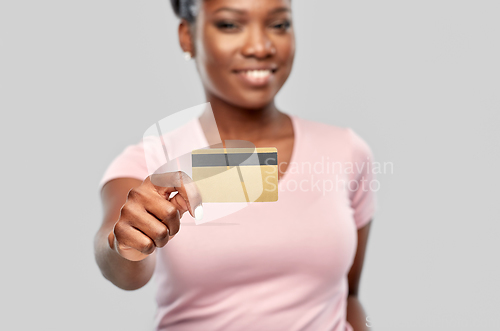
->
[241, 25, 276, 59]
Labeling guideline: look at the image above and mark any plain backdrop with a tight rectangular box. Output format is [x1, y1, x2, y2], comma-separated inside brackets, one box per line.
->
[1, 0, 499, 330]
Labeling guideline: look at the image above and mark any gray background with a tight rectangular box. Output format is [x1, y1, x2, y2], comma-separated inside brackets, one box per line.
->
[1, 0, 499, 330]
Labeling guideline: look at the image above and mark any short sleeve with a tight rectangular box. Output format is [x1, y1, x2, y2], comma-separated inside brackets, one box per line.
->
[98, 142, 150, 192]
[347, 128, 379, 229]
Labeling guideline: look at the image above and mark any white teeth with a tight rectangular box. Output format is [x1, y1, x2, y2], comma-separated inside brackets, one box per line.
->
[242, 70, 271, 78]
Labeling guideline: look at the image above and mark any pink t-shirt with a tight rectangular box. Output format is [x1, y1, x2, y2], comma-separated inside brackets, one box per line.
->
[99, 114, 378, 331]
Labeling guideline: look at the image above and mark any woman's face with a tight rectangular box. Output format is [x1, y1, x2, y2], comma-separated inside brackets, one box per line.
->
[190, 0, 295, 109]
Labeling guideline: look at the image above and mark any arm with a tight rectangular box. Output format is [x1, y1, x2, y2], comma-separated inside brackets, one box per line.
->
[94, 172, 203, 291]
[346, 220, 372, 331]
[94, 178, 156, 291]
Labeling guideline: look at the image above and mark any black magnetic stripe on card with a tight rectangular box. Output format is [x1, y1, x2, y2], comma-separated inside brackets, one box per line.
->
[228, 152, 277, 167]
[192, 152, 278, 167]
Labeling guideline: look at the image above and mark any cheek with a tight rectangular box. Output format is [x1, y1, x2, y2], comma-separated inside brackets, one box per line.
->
[198, 35, 241, 94]
[279, 37, 296, 67]
[201, 32, 236, 68]
[275, 37, 296, 83]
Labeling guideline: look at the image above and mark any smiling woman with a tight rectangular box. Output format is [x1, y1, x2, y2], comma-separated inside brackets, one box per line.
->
[94, 1, 377, 330]
[182, 0, 296, 110]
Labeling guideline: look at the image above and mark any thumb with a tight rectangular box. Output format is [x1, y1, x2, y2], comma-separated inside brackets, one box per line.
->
[148, 172, 203, 221]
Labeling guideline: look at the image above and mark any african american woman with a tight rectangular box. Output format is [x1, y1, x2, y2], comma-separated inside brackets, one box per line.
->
[94, 1, 377, 330]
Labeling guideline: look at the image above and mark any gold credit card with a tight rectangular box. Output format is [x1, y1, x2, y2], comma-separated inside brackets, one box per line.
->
[192, 147, 278, 203]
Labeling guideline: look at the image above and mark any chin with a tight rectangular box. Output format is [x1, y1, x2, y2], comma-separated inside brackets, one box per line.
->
[208, 80, 281, 110]
[228, 90, 278, 110]
[231, 97, 274, 110]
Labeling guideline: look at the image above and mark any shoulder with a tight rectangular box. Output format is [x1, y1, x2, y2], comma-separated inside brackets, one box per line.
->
[99, 118, 200, 191]
[293, 115, 372, 147]
[98, 140, 149, 191]
[345, 127, 375, 163]
[292, 114, 375, 164]
[292, 115, 354, 155]
[292, 114, 349, 139]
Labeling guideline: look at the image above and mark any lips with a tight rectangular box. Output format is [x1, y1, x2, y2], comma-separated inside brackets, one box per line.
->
[233, 67, 278, 87]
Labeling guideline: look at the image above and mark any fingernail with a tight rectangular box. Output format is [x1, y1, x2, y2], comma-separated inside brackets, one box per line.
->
[194, 205, 203, 221]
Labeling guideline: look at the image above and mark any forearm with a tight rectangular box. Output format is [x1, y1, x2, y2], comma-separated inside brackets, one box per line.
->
[94, 226, 155, 291]
[346, 295, 369, 331]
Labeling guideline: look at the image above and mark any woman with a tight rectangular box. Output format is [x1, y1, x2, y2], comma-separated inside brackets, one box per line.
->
[94, 0, 377, 330]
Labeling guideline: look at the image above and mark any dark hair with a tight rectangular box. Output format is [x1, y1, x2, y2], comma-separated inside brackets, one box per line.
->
[170, 0, 199, 24]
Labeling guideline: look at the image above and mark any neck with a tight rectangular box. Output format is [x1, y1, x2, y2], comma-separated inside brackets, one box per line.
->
[202, 94, 284, 142]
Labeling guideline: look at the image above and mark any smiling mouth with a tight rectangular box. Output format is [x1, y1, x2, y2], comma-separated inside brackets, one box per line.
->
[233, 69, 278, 86]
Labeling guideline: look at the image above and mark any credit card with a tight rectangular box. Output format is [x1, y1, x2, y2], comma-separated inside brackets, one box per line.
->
[192, 147, 278, 202]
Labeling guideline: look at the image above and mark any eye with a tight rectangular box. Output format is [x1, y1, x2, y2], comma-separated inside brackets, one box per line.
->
[272, 20, 291, 31]
[215, 21, 240, 31]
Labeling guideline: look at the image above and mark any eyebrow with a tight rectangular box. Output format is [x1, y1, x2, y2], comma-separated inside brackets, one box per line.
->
[213, 7, 291, 15]
[213, 7, 245, 15]
[269, 7, 291, 15]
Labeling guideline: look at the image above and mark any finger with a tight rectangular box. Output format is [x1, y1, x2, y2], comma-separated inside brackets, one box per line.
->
[113, 221, 155, 256]
[120, 201, 178, 247]
[136, 209, 179, 248]
[114, 238, 150, 262]
[170, 193, 189, 216]
[141, 195, 182, 237]
[149, 171, 203, 220]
